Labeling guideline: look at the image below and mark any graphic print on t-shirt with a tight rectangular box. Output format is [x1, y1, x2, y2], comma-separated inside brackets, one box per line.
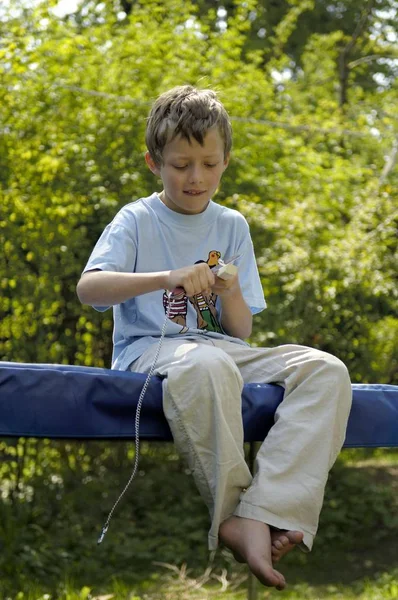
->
[162, 250, 224, 334]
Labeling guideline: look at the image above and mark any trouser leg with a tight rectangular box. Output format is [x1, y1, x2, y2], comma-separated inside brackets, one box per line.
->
[212, 341, 353, 551]
[130, 339, 252, 550]
[131, 339, 352, 553]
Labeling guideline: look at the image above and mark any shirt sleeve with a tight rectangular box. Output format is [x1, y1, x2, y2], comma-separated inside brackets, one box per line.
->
[81, 216, 137, 312]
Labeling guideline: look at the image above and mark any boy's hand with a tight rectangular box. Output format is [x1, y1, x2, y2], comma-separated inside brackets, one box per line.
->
[212, 271, 240, 297]
[166, 263, 215, 297]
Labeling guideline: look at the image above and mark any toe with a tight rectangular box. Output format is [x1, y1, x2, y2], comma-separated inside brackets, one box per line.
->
[280, 536, 289, 546]
[286, 530, 304, 544]
[275, 571, 286, 590]
[271, 569, 286, 589]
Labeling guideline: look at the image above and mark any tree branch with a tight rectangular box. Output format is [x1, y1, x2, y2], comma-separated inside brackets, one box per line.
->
[119, 0, 134, 15]
[338, 0, 375, 107]
[348, 54, 393, 69]
[379, 135, 398, 186]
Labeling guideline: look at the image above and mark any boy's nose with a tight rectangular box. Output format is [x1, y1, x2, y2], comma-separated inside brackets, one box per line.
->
[188, 165, 204, 183]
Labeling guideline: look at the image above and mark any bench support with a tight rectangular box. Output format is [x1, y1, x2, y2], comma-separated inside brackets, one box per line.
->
[247, 441, 259, 600]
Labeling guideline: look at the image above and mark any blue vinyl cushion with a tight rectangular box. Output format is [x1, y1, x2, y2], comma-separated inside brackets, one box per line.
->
[0, 361, 397, 448]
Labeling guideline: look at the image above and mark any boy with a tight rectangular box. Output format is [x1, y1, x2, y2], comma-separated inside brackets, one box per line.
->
[76, 85, 352, 590]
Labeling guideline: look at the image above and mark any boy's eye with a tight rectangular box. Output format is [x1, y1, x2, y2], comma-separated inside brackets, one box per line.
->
[172, 163, 218, 170]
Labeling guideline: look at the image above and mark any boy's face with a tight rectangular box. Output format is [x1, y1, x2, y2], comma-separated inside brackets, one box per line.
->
[145, 127, 229, 215]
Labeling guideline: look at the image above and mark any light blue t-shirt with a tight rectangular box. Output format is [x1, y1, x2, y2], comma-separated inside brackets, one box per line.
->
[82, 193, 266, 370]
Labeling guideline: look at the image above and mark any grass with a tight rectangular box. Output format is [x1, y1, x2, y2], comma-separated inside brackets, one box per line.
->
[1, 447, 397, 600]
[4, 566, 398, 600]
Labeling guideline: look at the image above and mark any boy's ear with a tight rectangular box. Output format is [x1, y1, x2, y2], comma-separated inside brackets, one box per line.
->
[145, 152, 161, 176]
[223, 153, 230, 170]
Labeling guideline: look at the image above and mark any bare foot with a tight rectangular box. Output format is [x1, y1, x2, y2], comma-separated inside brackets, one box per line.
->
[271, 529, 304, 563]
[219, 516, 286, 590]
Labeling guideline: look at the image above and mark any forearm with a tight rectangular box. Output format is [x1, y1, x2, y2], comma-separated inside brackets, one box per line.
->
[76, 270, 169, 306]
[220, 288, 253, 340]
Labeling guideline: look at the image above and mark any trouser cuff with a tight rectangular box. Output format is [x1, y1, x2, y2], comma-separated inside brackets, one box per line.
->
[208, 533, 219, 551]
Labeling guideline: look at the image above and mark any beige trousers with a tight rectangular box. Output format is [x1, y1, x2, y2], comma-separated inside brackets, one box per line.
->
[130, 338, 352, 552]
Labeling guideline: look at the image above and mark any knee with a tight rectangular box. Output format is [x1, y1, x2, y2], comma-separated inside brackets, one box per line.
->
[321, 352, 351, 383]
[166, 346, 243, 416]
[188, 348, 244, 409]
[315, 351, 352, 406]
[193, 347, 241, 382]
[170, 343, 241, 384]
[295, 347, 349, 380]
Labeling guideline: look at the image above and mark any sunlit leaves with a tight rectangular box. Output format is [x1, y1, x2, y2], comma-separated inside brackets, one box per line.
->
[0, 0, 396, 382]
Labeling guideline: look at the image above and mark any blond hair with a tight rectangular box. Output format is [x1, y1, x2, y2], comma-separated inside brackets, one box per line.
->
[146, 85, 232, 166]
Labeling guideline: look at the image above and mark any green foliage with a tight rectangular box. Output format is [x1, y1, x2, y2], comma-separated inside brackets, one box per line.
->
[0, 439, 397, 597]
[0, 438, 210, 595]
[1, 0, 397, 381]
[319, 458, 398, 548]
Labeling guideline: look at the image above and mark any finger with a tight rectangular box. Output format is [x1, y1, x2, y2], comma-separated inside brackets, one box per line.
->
[198, 268, 213, 294]
[183, 278, 195, 297]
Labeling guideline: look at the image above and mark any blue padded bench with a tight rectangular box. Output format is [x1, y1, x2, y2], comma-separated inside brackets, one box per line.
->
[1, 361, 398, 447]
